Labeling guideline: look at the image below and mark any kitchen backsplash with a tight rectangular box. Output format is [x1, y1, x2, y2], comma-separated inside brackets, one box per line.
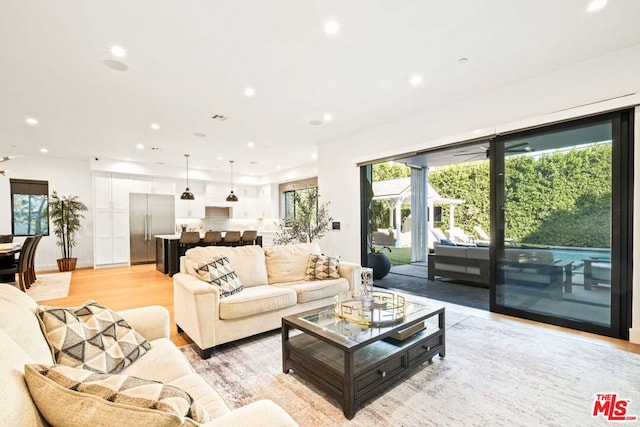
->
[177, 207, 280, 232]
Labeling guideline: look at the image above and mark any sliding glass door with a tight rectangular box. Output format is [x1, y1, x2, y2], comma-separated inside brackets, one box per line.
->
[491, 110, 633, 338]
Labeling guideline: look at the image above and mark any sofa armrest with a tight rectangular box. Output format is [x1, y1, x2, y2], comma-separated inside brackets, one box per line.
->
[201, 400, 298, 427]
[117, 306, 170, 341]
[338, 261, 361, 293]
[173, 272, 221, 352]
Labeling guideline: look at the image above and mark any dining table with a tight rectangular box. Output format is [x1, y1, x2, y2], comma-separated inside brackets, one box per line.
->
[0, 243, 21, 283]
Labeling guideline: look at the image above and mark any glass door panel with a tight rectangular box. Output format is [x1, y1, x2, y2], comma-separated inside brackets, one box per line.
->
[495, 121, 613, 327]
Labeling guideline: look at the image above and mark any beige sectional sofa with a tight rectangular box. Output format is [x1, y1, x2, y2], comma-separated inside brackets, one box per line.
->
[0, 284, 297, 427]
[173, 243, 361, 359]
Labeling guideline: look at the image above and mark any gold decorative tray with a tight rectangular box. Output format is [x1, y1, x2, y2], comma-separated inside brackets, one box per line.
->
[334, 290, 406, 326]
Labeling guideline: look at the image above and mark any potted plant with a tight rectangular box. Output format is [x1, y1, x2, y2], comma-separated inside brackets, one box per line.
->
[274, 187, 333, 245]
[364, 179, 392, 279]
[367, 232, 392, 280]
[49, 191, 88, 272]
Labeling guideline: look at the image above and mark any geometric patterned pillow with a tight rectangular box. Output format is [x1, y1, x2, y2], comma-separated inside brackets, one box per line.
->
[24, 364, 211, 426]
[305, 254, 340, 280]
[192, 256, 244, 298]
[35, 301, 151, 374]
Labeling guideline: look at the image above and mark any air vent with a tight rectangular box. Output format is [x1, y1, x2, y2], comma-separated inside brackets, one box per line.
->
[211, 114, 228, 121]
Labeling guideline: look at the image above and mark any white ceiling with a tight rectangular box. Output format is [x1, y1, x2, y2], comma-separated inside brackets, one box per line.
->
[1, 0, 639, 177]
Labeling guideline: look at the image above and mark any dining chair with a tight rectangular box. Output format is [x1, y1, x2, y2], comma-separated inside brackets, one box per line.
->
[0, 236, 35, 292]
[223, 231, 241, 247]
[240, 230, 258, 246]
[202, 231, 222, 246]
[25, 235, 43, 288]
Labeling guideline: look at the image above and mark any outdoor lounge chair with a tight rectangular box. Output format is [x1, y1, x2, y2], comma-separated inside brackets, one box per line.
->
[474, 225, 515, 245]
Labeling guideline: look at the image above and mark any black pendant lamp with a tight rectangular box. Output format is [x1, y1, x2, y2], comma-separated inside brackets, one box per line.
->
[180, 154, 195, 200]
[226, 160, 238, 202]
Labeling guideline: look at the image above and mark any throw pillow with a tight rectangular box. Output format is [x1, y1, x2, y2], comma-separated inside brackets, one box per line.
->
[36, 301, 151, 374]
[305, 254, 340, 280]
[24, 364, 210, 427]
[192, 256, 244, 297]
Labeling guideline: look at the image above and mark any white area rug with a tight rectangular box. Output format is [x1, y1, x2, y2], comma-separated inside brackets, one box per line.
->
[180, 304, 640, 426]
[25, 272, 72, 302]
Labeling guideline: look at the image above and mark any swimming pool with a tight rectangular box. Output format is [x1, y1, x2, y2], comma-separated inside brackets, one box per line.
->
[551, 248, 611, 264]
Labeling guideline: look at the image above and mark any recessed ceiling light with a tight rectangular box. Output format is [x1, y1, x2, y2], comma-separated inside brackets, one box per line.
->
[193, 132, 207, 138]
[247, 141, 255, 148]
[458, 57, 469, 64]
[276, 164, 282, 169]
[26, 117, 38, 126]
[150, 123, 160, 130]
[587, 0, 607, 12]
[324, 20, 340, 35]
[473, 128, 483, 133]
[39, 148, 48, 153]
[322, 113, 333, 123]
[110, 45, 127, 58]
[309, 120, 322, 126]
[409, 74, 423, 86]
[311, 153, 318, 159]
[136, 143, 144, 149]
[244, 87, 255, 97]
[217, 156, 223, 161]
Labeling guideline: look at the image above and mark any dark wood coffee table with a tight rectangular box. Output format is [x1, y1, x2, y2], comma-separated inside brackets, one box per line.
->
[282, 296, 445, 419]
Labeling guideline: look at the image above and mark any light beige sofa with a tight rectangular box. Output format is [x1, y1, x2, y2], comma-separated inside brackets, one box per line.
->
[173, 243, 361, 359]
[0, 284, 297, 427]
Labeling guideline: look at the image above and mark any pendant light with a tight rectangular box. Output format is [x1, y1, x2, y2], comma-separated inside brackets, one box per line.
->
[226, 160, 238, 202]
[180, 154, 194, 200]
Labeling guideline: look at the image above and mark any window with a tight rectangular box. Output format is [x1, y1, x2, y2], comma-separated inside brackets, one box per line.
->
[10, 179, 49, 236]
[284, 187, 316, 220]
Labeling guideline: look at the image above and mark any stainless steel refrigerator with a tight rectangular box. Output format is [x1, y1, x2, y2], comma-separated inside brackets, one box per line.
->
[129, 193, 175, 264]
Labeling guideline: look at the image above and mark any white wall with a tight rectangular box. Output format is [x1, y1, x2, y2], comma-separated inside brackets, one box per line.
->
[0, 156, 93, 271]
[318, 44, 640, 342]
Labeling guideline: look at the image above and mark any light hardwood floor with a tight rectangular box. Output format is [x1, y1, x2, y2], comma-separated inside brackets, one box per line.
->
[36, 264, 640, 355]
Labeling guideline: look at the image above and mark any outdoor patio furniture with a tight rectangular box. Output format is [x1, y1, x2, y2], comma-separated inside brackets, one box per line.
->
[583, 257, 611, 290]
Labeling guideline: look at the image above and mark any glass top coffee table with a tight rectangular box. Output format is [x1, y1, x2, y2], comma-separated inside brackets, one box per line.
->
[281, 294, 445, 419]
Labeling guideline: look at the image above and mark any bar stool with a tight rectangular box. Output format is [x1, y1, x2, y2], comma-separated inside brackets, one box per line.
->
[203, 231, 222, 246]
[179, 232, 201, 256]
[240, 230, 258, 245]
[223, 231, 241, 247]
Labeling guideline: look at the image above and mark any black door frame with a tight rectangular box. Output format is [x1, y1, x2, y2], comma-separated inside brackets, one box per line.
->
[490, 109, 634, 339]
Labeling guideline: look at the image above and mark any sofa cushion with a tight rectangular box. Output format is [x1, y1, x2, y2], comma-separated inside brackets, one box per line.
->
[36, 301, 151, 374]
[0, 329, 46, 427]
[24, 364, 210, 426]
[305, 254, 340, 280]
[168, 374, 231, 419]
[218, 286, 297, 320]
[191, 256, 244, 298]
[0, 288, 54, 366]
[121, 338, 194, 384]
[264, 243, 321, 284]
[275, 278, 349, 303]
[185, 246, 268, 288]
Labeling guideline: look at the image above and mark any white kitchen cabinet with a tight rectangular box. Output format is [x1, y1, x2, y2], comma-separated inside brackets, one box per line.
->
[205, 183, 226, 203]
[94, 174, 129, 210]
[258, 184, 279, 218]
[129, 177, 175, 195]
[93, 173, 130, 267]
[175, 197, 205, 219]
[94, 209, 129, 267]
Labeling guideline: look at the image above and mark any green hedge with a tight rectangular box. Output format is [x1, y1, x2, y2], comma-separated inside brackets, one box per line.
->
[428, 144, 612, 248]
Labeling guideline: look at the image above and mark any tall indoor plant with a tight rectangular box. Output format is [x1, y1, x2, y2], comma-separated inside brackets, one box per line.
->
[49, 191, 88, 271]
[274, 187, 333, 245]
